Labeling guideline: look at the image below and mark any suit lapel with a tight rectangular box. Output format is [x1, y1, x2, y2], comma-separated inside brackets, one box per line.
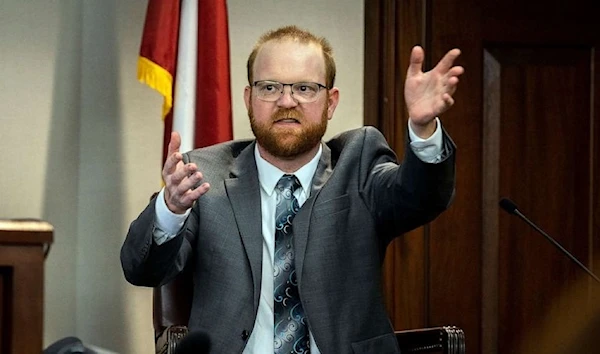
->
[295, 143, 334, 284]
[224, 142, 334, 301]
[224, 142, 263, 309]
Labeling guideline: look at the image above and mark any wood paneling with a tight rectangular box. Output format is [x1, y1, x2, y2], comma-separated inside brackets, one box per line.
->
[365, 0, 429, 330]
[482, 50, 501, 354]
[594, 49, 600, 274]
[426, 2, 483, 352]
[483, 46, 596, 353]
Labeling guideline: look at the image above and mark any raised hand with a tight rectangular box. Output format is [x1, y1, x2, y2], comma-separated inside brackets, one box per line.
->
[404, 46, 464, 137]
[162, 132, 210, 214]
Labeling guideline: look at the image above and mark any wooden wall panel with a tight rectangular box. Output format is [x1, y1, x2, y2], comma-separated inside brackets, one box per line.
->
[365, 0, 429, 330]
[594, 49, 600, 276]
[426, 3, 482, 354]
[483, 46, 596, 354]
[385, 0, 429, 331]
[482, 50, 501, 354]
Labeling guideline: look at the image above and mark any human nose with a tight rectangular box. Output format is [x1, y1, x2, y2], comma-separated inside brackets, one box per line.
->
[276, 85, 298, 108]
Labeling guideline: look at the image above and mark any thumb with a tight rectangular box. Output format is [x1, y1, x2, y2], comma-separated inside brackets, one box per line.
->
[167, 131, 181, 156]
[407, 46, 424, 77]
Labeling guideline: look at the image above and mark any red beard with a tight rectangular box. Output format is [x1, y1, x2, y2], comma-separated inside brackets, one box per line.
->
[249, 104, 328, 158]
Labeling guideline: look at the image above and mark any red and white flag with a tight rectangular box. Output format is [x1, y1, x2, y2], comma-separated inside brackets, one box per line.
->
[138, 0, 233, 160]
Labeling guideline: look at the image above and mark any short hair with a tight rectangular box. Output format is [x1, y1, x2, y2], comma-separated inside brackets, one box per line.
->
[246, 25, 336, 88]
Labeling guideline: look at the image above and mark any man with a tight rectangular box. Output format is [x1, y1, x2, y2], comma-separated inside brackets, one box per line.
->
[121, 25, 463, 353]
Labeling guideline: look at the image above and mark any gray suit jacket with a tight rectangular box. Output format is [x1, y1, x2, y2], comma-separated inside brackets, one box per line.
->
[121, 126, 455, 353]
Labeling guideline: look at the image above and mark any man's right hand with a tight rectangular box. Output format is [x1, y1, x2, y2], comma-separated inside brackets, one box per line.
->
[162, 132, 210, 214]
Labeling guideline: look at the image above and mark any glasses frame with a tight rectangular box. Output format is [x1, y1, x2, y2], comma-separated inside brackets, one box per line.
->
[252, 80, 328, 103]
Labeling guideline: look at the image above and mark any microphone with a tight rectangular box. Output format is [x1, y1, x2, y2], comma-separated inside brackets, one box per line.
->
[174, 331, 211, 354]
[499, 197, 600, 283]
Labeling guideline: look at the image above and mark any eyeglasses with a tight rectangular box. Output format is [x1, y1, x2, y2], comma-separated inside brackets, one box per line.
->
[252, 80, 328, 103]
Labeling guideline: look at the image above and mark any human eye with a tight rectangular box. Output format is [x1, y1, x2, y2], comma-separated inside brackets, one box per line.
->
[294, 83, 318, 95]
[257, 82, 280, 93]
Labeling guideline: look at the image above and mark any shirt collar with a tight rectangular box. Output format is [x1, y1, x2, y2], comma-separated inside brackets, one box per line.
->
[254, 143, 322, 197]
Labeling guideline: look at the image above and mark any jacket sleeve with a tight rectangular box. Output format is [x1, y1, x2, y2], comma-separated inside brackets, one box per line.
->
[120, 194, 197, 287]
[359, 126, 456, 244]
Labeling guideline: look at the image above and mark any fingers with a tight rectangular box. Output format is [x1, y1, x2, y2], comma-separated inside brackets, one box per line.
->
[448, 65, 465, 77]
[170, 171, 208, 205]
[164, 165, 210, 213]
[405, 47, 463, 120]
[446, 76, 460, 94]
[163, 151, 183, 176]
[439, 74, 459, 111]
[161, 132, 210, 213]
[442, 64, 462, 98]
[407, 46, 425, 77]
[442, 93, 455, 107]
[163, 132, 183, 175]
[435, 48, 461, 73]
[168, 162, 198, 186]
[178, 182, 210, 207]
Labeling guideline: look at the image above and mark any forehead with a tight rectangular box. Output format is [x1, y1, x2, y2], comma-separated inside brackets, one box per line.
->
[253, 39, 326, 83]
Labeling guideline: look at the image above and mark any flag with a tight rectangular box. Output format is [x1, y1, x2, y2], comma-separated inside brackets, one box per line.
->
[138, 0, 233, 161]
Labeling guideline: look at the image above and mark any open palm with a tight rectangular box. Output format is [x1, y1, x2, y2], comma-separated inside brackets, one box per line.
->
[405, 46, 464, 126]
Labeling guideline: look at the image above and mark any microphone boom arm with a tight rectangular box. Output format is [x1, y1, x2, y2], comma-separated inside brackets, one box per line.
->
[500, 198, 600, 284]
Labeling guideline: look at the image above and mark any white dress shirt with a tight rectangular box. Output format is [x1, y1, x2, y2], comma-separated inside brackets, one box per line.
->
[152, 119, 444, 353]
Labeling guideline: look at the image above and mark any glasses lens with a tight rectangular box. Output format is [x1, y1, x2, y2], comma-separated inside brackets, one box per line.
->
[255, 81, 283, 101]
[291, 83, 320, 102]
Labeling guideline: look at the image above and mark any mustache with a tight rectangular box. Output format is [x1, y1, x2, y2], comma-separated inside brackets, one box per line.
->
[272, 108, 303, 122]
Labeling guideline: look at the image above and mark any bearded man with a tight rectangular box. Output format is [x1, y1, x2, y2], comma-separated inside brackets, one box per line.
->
[121, 25, 463, 354]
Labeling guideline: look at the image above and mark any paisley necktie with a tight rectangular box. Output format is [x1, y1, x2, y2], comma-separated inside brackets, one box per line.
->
[273, 174, 309, 354]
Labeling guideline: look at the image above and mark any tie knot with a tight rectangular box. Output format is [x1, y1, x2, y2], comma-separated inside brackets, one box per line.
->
[275, 174, 300, 195]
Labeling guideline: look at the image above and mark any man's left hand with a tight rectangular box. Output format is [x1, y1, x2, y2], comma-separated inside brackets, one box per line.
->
[405, 46, 464, 138]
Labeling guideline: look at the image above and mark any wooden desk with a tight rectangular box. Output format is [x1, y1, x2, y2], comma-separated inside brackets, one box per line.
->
[0, 220, 53, 354]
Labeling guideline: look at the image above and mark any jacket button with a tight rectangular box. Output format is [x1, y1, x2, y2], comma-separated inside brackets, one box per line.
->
[241, 330, 249, 341]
